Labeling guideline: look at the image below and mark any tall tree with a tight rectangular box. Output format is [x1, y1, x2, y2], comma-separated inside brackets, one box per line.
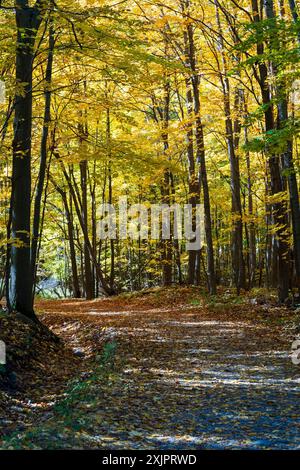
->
[256, 0, 289, 301]
[183, 0, 216, 293]
[31, 16, 55, 291]
[215, 0, 246, 293]
[8, 0, 43, 318]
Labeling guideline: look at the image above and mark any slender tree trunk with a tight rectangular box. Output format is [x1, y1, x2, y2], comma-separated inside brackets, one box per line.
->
[9, 3, 42, 318]
[244, 113, 256, 287]
[277, 0, 300, 290]
[184, 78, 198, 284]
[161, 171, 173, 286]
[184, 12, 216, 294]
[288, 0, 300, 44]
[161, 79, 173, 286]
[31, 19, 54, 290]
[78, 82, 93, 299]
[56, 153, 114, 295]
[253, 0, 290, 301]
[106, 107, 115, 291]
[215, 0, 246, 293]
[50, 176, 81, 298]
[90, 161, 97, 296]
[170, 172, 183, 283]
[80, 160, 94, 299]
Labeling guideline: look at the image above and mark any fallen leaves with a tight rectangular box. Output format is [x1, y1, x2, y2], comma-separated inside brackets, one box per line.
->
[0, 288, 299, 449]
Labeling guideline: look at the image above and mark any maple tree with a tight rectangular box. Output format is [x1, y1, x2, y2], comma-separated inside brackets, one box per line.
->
[1, 1, 300, 455]
[0, 0, 299, 315]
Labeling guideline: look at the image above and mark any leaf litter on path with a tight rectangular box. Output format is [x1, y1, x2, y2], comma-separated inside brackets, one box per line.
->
[1, 288, 299, 449]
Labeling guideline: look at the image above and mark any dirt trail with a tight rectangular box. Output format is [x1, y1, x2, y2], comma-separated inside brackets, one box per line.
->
[2, 293, 300, 449]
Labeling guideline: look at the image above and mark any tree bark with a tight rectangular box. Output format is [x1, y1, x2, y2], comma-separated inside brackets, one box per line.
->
[277, 0, 300, 290]
[31, 18, 54, 290]
[80, 159, 94, 299]
[161, 79, 173, 286]
[252, 0, 290, 301]
[184, 9, 216, 294]
[8, 2, 42, 318]
[55, 153, 114, 295]
[288, 0, 300, 44]
[215, 0, 246, 293]
[50, 176, 81, 298]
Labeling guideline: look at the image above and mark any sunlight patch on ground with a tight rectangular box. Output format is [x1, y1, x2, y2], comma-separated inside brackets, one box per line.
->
[165, 320, 250, 327]
[147, 433, 290, 449]
[226, 351, 290, 359]
[87, 310, 129, 316]
[185, 348, 217, 354]
[158, 375, 300, 390]
[149, 433, 202, 445]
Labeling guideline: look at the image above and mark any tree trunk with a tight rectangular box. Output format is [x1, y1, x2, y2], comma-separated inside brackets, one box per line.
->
[253, 0, 290, 301]
[56, 153, 114, 295]
[185, 14, 216, 294]
[31, 19, 54, 290]
[50, 176, 81, 298]
[244, 116, 256, 287]
[277, 0, 300, 290]
[161, 79, 173, 286]
[215, 0, 246, 293]
[80, 160, 94, 299]
[185, 79, 198, 285]
[106, 107, 115, 291]
[8, 3, 42, 318]
[288, 0, 300, 44]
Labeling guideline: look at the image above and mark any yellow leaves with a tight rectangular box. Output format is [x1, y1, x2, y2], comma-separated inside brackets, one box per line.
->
[153, 14, 180, 29]
[78, 0, 106, 6]
[4, 236, 26, 248]
[266, 191, 288, 205]
[242, 213, 258, 225]
[153, 13, 195, 30]
[154, 17, 170, 29]
[15, 80, 29, 98]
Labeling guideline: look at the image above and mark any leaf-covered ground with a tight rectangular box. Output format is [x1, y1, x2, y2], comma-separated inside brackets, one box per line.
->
[0, 288, 299, 449]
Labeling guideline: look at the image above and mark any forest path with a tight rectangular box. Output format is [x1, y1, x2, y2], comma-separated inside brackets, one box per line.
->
[3, 292, 300, 449]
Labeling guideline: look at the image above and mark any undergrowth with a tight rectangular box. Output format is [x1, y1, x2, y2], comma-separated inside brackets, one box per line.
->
[1, 341, 118, 450]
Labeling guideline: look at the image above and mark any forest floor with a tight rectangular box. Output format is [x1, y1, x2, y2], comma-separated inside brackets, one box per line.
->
[0, 287, 300, 449]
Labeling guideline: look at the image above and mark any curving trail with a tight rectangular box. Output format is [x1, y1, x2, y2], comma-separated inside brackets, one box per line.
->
[2, 293, 300, 449]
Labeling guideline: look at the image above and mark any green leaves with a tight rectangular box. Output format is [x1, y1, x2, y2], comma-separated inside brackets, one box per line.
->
[244, 119, 300, 154]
